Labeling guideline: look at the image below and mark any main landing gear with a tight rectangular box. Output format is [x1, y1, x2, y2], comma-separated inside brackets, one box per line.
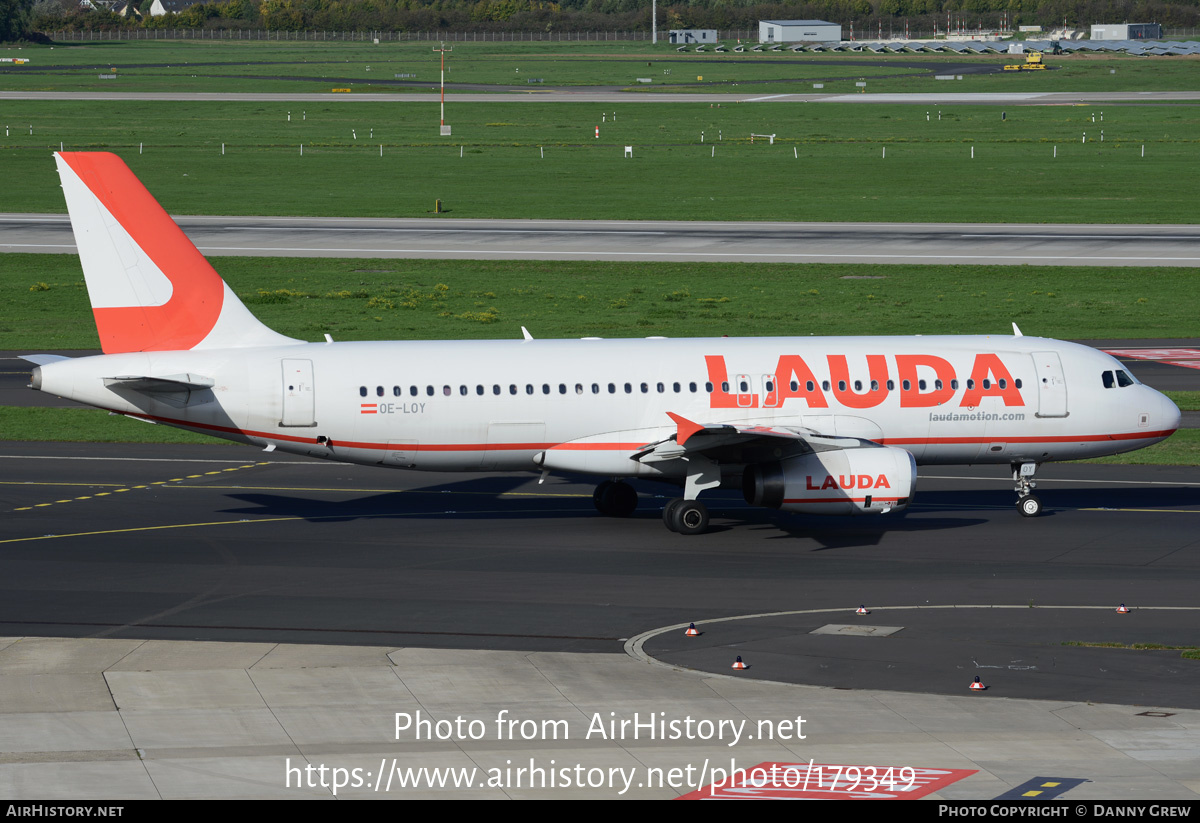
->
[593, 480, 638, 518]
[1013, 461, 1042, 517]
[662, 498, 709, 535]
[663, 454, 721, 535]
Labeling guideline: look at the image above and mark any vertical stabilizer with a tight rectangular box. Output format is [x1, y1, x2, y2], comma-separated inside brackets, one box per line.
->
[54, 152, 300, 353]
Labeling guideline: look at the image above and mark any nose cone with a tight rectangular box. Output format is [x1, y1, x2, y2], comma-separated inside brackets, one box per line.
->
[1161, 391, 1181, 434]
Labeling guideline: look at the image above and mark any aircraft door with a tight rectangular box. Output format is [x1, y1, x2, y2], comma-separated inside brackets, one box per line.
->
[761, 374, 779, 408]
[735, 374, 754, 408]
[1031, 352, 1068, 418]
[280, 359, 316, 427]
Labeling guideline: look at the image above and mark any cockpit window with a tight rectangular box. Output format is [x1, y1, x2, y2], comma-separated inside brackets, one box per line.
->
[1103, 369, 1137, 388]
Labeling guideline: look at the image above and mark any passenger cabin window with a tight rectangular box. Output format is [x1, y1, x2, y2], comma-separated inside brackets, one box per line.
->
[359, 386, 367, 397]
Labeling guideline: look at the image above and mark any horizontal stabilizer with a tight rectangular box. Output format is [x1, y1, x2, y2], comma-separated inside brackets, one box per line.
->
[103, 373, 215, 393]
[20, 354, 71, 366]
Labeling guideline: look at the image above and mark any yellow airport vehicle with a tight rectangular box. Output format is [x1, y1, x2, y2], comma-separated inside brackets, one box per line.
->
[1003, 51, 1047, 71]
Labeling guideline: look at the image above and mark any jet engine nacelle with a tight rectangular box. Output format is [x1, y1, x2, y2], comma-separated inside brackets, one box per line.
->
[743, 445, 917, 515]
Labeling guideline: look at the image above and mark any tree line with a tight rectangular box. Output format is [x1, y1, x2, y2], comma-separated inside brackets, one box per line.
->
[10, 0, 1200, 40]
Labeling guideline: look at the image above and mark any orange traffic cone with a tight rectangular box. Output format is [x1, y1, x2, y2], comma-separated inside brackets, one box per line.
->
[1116, 604, 1130, 614]
[969, 676, 987, 691]
[856, 605, 869, 615]
[731, 656, 748, 670]
[685, 623, 700, 637]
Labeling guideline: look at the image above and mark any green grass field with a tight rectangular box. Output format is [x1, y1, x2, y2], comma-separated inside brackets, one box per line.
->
[2, 40, 1199, 95]
[1, 40, 1198, 461]
[3, 100, 1200, 222]
[8, 254, 1200, 348]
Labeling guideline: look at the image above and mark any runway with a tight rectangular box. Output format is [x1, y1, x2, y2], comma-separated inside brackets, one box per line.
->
[5, 90, 1200, 104]
[7, 214, 1200, 266]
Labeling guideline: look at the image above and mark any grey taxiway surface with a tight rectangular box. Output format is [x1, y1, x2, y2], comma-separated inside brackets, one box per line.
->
[2, 446, 1200, 798]
[7, 213, 1200, 266]
[2, 342, 1199, 798]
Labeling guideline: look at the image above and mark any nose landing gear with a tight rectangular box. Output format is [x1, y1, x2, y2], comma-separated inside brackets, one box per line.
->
[1013, 462, 1042, 517]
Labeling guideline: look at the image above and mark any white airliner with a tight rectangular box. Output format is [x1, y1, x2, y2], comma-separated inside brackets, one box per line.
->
[26, 152, 1181, 534]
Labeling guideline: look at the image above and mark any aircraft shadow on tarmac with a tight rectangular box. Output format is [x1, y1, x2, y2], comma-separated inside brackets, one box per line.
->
[918, 485, 1200, 512]
[215, 476, 994, 549]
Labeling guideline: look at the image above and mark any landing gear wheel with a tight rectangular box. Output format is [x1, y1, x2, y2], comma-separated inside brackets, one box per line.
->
[662, 498, 686, 532]
[673, 500, 710, 535]
[593, 481, 613, 514]
[1018, 494, 1043, 518]
[607, 481, 638, 517]
[594, 480, 637, 517]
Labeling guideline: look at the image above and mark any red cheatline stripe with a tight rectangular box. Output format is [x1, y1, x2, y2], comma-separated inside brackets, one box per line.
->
[783, 497, 902, 504]
[881, 429, 1176, 445]
[548, 442, 649, 450]
[111, 409, 1177, 453]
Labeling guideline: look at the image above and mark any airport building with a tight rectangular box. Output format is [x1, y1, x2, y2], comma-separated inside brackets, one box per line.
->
[1090, 23, 1162, 40]
[759, 20, 843, 43]
[668, 29, 718, 44]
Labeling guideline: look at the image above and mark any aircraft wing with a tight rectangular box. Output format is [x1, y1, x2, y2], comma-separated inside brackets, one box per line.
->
[631, 411, 863, 465]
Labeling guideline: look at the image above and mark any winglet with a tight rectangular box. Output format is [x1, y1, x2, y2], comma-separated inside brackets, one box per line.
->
[521, 326, 534, 341]
[1012, 322, 1023, 337]
[667, 412, 705, 446]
